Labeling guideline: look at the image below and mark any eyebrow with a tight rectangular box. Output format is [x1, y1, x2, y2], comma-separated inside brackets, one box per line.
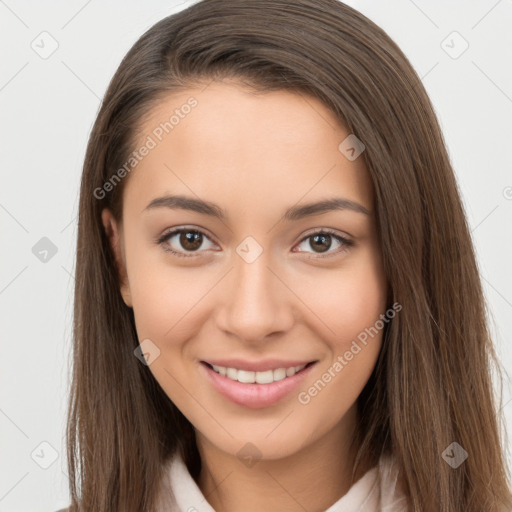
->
[143, 194, 371, 221]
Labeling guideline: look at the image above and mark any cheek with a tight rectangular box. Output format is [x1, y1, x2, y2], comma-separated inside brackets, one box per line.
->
[297, 265, 386, 434]
[127, 235, 387, 355]
[123, 233, 388, 454]
[129, 268, 212, 344]
[295, 245, 387, 349]
[124, 228, 213, 342]
[292, 247, 387, 410]
[126, 261, 211, 411]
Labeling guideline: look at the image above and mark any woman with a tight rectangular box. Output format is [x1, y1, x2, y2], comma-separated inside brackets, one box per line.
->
[62, 0, 512, 510]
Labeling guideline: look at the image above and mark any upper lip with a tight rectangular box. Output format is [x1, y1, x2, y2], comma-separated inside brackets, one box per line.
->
[201, 358, 317, 372]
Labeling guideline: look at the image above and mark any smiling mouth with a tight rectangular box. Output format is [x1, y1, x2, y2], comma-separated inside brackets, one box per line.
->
[201, 361, 317, 384]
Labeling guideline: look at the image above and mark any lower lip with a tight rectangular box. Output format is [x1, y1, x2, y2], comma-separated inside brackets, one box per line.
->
[200, 362, 317, 409]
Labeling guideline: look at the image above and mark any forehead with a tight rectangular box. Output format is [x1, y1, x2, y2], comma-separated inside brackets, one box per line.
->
[122, 80, 374, 220]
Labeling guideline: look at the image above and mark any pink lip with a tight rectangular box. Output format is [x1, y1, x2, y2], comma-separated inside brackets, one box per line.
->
[202, 358, 315, 372]
[200, 361, 317, 409]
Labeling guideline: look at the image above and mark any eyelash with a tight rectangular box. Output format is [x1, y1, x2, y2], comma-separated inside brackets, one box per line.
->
[156, 226, 354, 259]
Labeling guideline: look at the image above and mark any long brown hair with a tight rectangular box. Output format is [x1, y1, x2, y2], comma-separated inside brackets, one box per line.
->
[66, 0, 512, 510]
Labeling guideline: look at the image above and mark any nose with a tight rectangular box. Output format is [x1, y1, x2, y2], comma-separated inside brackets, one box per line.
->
[215, 248, 295, 344]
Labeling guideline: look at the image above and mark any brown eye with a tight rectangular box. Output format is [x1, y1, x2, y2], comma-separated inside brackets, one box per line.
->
[158, 228, 216, 257]
[179, 230, 203, 251]
[294, 230, 354, 258]
[309, 233, 333, 253]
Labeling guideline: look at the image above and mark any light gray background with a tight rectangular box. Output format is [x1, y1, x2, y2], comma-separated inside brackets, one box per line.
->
[1, 1, 511, 510]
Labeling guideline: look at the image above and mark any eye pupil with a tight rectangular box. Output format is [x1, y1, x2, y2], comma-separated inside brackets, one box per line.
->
[310, 234, 331, 253]
[180, 231, 202, 251]
[163, 229, 346, 258]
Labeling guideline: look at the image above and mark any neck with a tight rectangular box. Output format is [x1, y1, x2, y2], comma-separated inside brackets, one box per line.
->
[195, 406, 373, 512]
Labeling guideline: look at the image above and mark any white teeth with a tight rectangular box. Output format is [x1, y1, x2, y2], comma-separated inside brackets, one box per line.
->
[255, 370, 274, 384]
[226, 367, 238, 380]
[237, 370, 255, 383]
[273, 368, 286, 381]
[210, 363, 308, 383]
[212, 364, 226, 376]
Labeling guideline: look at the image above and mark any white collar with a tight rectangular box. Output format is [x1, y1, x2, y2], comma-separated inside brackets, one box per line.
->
[156, 450, 407, 511]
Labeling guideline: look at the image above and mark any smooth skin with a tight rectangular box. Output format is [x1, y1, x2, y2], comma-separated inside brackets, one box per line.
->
[102, 80, 388, 512]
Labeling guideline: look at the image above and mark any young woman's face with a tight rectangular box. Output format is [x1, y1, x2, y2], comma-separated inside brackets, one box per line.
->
[103, 80, 387, 461]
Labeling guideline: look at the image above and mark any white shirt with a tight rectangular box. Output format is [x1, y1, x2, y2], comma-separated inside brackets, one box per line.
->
[155, 450, 409, 511]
